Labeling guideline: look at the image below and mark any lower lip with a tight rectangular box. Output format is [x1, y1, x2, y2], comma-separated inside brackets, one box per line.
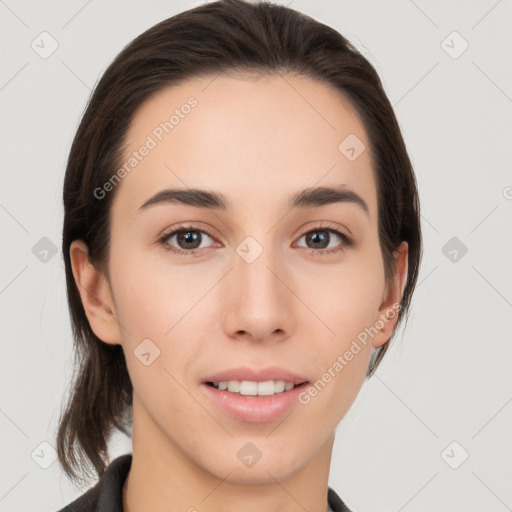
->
[201, 382, 309, 423]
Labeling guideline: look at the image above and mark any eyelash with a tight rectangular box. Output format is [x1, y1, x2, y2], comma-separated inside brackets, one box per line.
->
[157, 223, 353, 257]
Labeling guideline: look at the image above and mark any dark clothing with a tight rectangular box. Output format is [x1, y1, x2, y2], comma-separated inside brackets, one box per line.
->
[57, 453, 353, 512]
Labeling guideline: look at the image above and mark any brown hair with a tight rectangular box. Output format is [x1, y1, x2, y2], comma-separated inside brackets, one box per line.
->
[58, 0, 422, 487]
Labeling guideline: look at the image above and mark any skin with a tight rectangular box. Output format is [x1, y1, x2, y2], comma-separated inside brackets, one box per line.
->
[70, 73, 408, 512]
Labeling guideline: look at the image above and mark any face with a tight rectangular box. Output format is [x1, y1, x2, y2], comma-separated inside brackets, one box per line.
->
[72, 73, 407, 485]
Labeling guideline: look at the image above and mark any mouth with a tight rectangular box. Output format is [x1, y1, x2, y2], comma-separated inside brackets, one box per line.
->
[205, 379, 308, 397]
[200, 370, 310, 423]
[200, 380, 309, 423]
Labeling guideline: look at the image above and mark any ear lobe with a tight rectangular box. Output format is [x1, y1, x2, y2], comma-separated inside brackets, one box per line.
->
[69, 240, 121, 345]
[372, 241, 409, 349]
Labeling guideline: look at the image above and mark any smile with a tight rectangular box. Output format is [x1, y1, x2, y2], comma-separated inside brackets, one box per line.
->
[207, 380, 298, 396]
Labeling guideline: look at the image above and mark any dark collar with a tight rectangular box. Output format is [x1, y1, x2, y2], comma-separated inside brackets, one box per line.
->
[58, 453, 353, 512]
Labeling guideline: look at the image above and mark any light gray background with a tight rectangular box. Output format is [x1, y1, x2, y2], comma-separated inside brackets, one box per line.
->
[1, 1, 511, 511]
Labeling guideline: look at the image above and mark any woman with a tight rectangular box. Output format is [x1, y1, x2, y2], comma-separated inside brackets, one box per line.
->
[56, 1, 421, 511]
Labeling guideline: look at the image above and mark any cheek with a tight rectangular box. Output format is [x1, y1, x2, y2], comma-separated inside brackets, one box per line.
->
[305, 253, 385, 342]
[108, 241, 209, 338]
[298, 251, 385, 402]
[108, 244, 216, 391]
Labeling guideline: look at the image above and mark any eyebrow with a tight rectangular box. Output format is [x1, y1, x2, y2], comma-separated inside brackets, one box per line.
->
[136, 184, 369, 216]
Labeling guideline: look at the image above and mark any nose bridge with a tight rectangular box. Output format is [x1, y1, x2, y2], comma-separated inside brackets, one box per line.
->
[223, 233, 292, 339]
[238, 239, 279, 299]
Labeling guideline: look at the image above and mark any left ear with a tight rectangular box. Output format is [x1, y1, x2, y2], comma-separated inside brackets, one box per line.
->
[372, 241, 409, 349]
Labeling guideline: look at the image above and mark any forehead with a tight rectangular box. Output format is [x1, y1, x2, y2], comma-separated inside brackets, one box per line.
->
[112, 73, 377, 219]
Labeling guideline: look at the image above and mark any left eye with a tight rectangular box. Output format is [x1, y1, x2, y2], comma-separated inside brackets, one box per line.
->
[295, 228, 347, 252]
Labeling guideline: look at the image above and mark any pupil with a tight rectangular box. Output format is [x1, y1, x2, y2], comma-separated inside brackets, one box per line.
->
[308, 231, 328, 249]
[179, 230, 200, 249]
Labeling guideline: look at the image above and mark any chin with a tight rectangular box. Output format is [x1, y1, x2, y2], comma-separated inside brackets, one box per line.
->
[198, 442, 307, 485]
[217, 461, 302, 485]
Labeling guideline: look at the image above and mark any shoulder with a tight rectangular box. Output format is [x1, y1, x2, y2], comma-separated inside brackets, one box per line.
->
[56, 454, 132, 512]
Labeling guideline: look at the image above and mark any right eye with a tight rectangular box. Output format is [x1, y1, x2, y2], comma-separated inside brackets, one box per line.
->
[158, 225, 218, 256]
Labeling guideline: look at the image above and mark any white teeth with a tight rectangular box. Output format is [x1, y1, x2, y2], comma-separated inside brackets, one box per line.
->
[240, 381, 258, 395]
[274, 380, 286, 393]
[211, 380, 299, 396]
[227, 381, 240, 393]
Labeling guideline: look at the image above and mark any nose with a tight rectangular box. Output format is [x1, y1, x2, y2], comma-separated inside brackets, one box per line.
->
[221, 241, 294, 344]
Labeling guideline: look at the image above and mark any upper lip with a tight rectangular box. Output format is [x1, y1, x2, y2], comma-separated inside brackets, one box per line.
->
[202, 366, 309, 385]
